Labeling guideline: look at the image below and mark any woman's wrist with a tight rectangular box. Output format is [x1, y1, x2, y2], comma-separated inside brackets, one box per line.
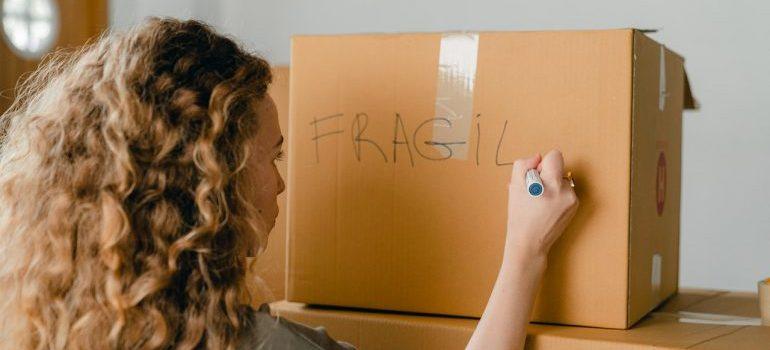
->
[504, 228, 550, 266]
[502, 241, 548, 274]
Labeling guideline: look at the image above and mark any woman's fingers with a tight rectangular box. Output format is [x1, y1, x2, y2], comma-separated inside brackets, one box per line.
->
[510, 153, 542, 188]
[538, 150, 565, 188]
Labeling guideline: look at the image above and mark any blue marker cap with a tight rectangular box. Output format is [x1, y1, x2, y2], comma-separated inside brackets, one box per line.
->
[528, 183, 543, 196]
[525, 169, 544, 197]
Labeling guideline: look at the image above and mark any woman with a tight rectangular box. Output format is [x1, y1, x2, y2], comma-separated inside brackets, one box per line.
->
[0, 18, 577, 349]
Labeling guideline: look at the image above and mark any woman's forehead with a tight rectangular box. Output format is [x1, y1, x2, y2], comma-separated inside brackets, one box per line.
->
[255, 95, 282, 146]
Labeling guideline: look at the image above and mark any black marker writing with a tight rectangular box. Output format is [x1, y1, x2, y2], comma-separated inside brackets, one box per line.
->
[413, 118, 466, 161]
[474, 114, 481, 166]
[393, 113, 415, 167]
[310, 113, 344, 163]
[309, 112, 522, 166]
[495, 120, 513, 166]
[351, 112, 387, 162]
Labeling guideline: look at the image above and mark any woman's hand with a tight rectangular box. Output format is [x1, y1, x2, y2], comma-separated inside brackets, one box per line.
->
[504, 150, 579, 262]
[466, 150, 579, 350]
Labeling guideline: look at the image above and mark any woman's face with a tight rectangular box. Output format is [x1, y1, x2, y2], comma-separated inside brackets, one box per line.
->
[245, 95, 285, 234]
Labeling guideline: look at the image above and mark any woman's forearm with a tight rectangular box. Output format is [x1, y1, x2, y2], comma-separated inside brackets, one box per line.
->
[465, 246, 548, 350]
[467, 151, 577, 350]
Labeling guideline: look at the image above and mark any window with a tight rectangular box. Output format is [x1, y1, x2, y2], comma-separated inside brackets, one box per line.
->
[2, 0, 59, 59]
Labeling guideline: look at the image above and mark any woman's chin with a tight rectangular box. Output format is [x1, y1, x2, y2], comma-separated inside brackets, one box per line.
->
[266, 219, 277, 234]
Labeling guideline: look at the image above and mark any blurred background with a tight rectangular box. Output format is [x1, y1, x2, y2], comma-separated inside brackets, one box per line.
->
[1, 0, 768, 293]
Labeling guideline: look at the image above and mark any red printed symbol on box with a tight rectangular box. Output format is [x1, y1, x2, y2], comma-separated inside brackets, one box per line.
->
[656, 151, 666, 216]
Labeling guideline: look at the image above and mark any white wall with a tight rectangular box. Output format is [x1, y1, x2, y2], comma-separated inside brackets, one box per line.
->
[111, 0, 770, 292]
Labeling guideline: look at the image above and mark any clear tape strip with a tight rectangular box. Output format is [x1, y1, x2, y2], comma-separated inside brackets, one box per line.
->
[651, 253, 662, 302]
[651, 311, 762, 326]
[659, 45, 667, 111]
[431, 33, 479, 160]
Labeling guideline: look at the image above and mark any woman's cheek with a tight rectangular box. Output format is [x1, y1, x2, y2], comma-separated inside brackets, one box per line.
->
[254, 161, 276, 195]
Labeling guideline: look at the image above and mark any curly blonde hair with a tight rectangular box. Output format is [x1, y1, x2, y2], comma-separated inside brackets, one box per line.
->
[0, 18, 272, 349]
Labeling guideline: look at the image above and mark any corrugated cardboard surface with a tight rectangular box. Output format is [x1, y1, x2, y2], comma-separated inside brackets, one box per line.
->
[287, 30, 688, 328]
[627, 32, 684, 325]
[273, 303, 475, 349]
[246, 66, 290, 303]
[271, 289, 769, 350]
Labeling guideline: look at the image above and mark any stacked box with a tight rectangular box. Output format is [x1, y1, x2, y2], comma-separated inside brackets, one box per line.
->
[272, 290, 769, 350]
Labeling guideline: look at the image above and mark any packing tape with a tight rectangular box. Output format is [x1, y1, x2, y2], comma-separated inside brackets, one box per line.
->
[651, 253, 662, 301]
[431, 32, 479, 160]
[651, 311, 762, 326]
[659, 45, 667, 111]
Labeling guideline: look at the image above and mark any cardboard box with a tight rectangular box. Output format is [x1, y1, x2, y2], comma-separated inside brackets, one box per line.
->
[287, 29, 696, 328]
[760, 278, 770, 325]
[271, 289, 769, 350]
[245, 66, 290, 304]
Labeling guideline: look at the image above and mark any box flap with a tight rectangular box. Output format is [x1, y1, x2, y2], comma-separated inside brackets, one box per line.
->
[630, 29, 697, 111]
[683, 71, 699, 110]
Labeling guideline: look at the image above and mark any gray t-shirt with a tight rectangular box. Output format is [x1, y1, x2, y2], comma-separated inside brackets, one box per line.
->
[237, 304, 356, 350]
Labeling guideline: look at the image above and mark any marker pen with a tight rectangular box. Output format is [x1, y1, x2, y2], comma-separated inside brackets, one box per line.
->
[526, 169, 543, 197]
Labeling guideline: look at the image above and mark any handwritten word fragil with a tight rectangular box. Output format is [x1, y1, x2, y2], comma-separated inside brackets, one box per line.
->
[308, 112, 517, 167]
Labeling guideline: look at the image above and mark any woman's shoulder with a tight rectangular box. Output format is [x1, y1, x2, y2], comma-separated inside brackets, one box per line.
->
[237, 303, 356, 350]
